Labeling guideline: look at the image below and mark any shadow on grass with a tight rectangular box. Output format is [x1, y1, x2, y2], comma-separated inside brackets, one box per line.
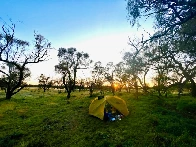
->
[0, 132, 23, 147]
[149, 97, 196, 146]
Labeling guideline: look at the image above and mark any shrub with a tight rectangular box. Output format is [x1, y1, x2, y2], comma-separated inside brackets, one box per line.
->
[176, 99, 196, 114]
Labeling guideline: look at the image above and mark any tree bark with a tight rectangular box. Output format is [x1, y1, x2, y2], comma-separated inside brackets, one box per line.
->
[190, 78, 196, 97]
[134, 76, 138, 99]
[111, 83, 115, 96]
[67, 91, 71, 99]
[89, 83, 94, 97]
[6, 88, 12, 100]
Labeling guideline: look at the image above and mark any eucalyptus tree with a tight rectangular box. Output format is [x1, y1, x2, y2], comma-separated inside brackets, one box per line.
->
[76, 79, 85, 92]
[145, 36, 196, 97]
[127, 0, 196, 97]
[123, 52, 141, 98]
[0, 23, 51, 99]
[55, 47, 90, 99]
[88, 61, 105, 96]
[114, 62, 128, 92]
[85, 78, 94, 97]
[52, 78, 63, 89]
[123, 38, 151, 98]
[38, 74, 53, 92]
[169, 71, 185, 98]
[163, 41, 196, 97]
[152, 65, 172, 97]
[104, 62, 116, 95]
[144, 42, 172, 97]
[127, 0, 196, 40]
[52, 78, 64, 93]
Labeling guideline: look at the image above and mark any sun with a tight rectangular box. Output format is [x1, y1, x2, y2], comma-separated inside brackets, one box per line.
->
[114, 83, 118, 89]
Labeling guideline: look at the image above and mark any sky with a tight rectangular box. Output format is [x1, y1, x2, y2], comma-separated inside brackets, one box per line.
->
[0, 0, 155, 84]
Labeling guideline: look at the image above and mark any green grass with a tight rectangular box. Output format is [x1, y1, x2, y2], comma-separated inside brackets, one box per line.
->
[0, 89, 196, 147]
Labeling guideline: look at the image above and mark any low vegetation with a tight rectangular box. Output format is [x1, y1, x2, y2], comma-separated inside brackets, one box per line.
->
[0, 89, 196, 147]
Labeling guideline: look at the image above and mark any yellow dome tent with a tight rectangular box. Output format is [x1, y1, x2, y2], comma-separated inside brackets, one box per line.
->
[89, 96, 129, 120]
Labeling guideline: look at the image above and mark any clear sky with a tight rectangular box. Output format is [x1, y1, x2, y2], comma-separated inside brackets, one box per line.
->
[0, 0, 154, 84]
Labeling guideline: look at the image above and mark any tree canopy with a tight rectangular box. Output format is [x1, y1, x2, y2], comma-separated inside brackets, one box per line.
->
[55, 47, 91, 98]
[127, 0, 196, 40]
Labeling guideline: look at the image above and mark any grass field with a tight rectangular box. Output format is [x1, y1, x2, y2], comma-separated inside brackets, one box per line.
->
[0, 89, 196, 147]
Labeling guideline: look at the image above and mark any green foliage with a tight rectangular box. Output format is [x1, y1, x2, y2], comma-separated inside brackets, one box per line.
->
[38, 74, 53, 92]
[127, 0, 196, 39]
[176, 98, 196, 114]
[55, 47, 91, 98]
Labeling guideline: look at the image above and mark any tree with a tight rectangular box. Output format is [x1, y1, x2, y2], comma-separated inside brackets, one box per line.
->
[104, 62, 116, 95]
[123, 52, 141, 98]
[145, 36, 196, 97]
[76, 79, 85, 92]
[153, 65, 172, 97]
[91, 61, 105, 90]
[169, 72, 186, 98]
[165, 43, 196, 97]
[114, 62, 127, 92]
[0, 23, 50, 100]
[123, 37, 151, 97]
[55, 47, 90, 99]
[38, 74, 53, 92]
[123, 73, 133, 93]
[127, 0, 196, 40]
[52, 78, 64, 93]
[127, 1, 196, 97]
[84, 61, 105, 97]
[85, 78, 95, 97]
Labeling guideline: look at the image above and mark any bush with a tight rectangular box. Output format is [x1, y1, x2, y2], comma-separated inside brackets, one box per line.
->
[176, 99, 196, 114]
[151, 98, 165, 107]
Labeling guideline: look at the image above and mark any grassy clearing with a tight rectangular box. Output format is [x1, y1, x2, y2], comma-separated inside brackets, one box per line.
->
[0, 89, 196, 147]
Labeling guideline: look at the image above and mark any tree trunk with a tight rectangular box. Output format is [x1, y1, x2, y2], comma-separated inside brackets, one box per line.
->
[118, 85, 122, 92]
[172, 57, 196, 97]
[72, 68, 77, 91]
[44, 85, 46, 92]
[134, 77, 138, 99]
[143, 70, 149, 93]
[157, 77, 162, 98]
[6, 90, 12, 100]
[165, 91, 168, 97]
[190, 78, 196, 97]
[89, 84, 93, 97]
[67, 91, 71, 99]
[89, 89, 93, 97]
[111, 83, 115, 96]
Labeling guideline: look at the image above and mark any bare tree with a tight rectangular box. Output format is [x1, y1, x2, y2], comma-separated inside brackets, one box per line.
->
[0, 23, 51, 99]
